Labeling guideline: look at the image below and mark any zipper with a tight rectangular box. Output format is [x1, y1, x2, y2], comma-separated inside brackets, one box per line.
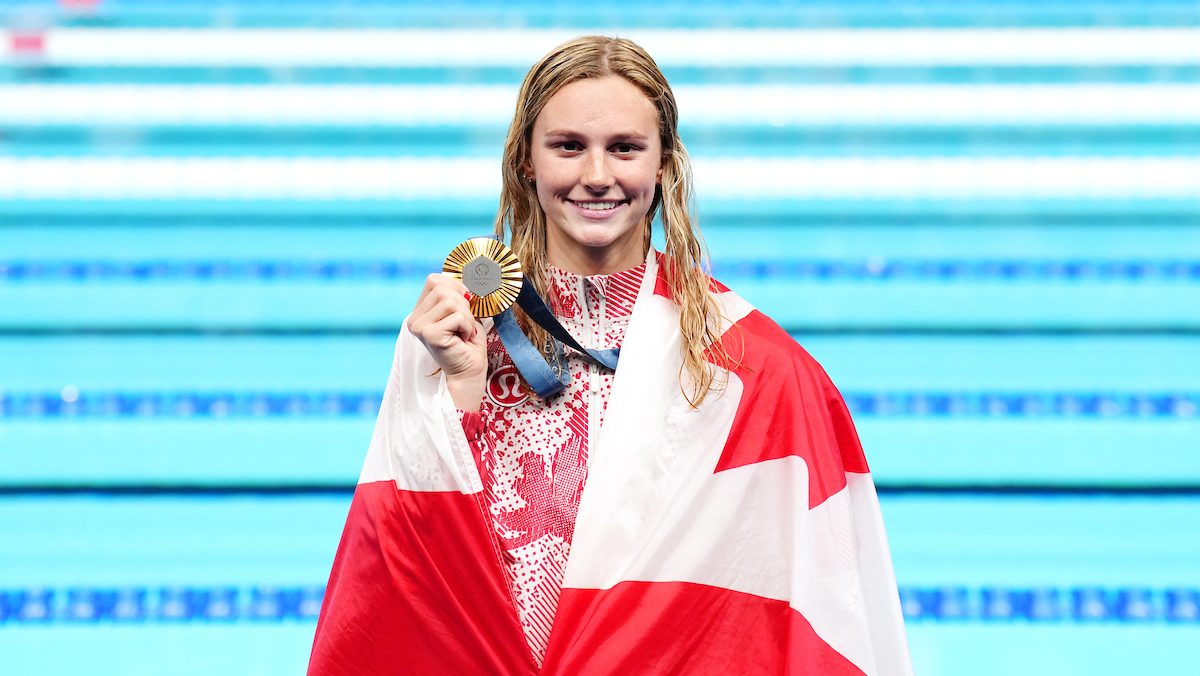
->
[588, 365, 598, 453]
[589, 277, 603, 454]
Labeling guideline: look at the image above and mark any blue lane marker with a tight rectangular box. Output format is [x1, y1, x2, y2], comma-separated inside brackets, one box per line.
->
[0, 586, 325, 624]
[1, 390, 1196, 419]
[843, 392, 1200, 418]
[0, 585, 1195, 624]
[901, 586, 1200, 623]
[0, 392, 386, 419]
[2, 259, 1198, 282]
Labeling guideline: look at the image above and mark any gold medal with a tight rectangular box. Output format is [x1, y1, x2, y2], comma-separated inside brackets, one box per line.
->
[442, 237, 523, 318]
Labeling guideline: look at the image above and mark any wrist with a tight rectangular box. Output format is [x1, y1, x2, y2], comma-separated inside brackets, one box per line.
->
[446, 371, 485, 412]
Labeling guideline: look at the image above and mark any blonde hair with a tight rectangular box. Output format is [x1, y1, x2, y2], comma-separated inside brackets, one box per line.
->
[494, 35, 732, 406]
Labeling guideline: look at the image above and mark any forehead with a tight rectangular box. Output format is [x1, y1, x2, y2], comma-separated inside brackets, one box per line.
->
[534, 75, 659, 136]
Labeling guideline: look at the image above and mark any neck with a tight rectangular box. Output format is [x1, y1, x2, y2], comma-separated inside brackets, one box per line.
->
[549, 250, 643, 276]
[546, 236, 648, 276]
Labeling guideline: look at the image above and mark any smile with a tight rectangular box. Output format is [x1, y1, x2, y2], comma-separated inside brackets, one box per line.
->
[566, 199, 629, 216]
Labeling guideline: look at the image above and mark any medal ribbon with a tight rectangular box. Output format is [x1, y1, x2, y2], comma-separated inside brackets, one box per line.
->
[493, 280, 620, 398]
[443, 236, 620, 398]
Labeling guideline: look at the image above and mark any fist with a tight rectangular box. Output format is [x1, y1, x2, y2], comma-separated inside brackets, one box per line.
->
[408, 273, 488, 409]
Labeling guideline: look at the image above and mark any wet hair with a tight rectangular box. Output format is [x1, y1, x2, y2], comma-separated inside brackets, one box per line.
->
[494, 35, 732, 405]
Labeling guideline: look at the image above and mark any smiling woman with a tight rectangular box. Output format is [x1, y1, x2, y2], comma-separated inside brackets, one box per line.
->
[527, 75, 663, 273]
[309, 36, 912, 676]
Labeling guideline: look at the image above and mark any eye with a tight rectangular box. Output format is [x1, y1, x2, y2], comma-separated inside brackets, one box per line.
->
[612, 143, 639, 155]
[554, 141, 583, 152]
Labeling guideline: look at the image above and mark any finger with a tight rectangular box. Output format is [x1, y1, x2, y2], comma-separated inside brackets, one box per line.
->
[430, 277, 471, 308]
[414, 274, 471, 317]
[412, 293, 462, 335]
[468, 319, 486, 345]
[431, 272, 469, 297]
[427, 312, 478, 349]
[415, 273, 446, 309]
[415, 274, 451, 314]
[415, 296, 475, 340]
[427, 294, 473, 324]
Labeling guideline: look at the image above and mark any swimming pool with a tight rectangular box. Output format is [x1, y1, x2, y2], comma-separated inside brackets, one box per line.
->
[2, 1, 1198, 674]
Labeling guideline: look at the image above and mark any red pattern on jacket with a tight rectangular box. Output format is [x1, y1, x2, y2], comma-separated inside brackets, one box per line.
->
[459, 262, 646, 664]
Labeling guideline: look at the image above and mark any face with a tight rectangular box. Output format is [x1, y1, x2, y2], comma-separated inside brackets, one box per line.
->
[526, 75, 663, 275]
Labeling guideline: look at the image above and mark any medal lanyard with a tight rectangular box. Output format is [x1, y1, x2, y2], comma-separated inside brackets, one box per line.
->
[444, 237, 620, 398]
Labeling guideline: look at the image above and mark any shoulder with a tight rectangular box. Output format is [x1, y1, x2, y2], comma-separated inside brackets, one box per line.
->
[708, 279, 829, 380]
[703, 278, 871, 476]
[648, 253, 835, 388]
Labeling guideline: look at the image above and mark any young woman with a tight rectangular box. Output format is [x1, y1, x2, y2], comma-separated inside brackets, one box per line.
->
[310, 36, 911, 675]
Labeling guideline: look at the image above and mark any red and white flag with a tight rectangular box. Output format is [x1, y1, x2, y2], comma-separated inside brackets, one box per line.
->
[310, 252, 912, 675]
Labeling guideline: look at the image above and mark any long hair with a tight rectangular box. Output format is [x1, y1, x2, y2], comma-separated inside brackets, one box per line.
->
[494, 35, 732, 406]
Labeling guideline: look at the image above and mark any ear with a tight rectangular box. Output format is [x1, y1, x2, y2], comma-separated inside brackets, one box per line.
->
[521, 159, 535, 182]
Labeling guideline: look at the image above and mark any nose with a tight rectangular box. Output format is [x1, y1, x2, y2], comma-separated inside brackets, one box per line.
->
[581, 149, 614, 193]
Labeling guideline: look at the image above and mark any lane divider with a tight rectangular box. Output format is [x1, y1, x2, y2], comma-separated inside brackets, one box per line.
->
[3, 83, 1197, 126]
[2, 259, 1197, 282]
[0, 585, 1195, 624]
[2, 156, 1198, 200]
[1, 391, 1195, 419]
[900, 586, 1200, 622]
[0, 586, 325, 623]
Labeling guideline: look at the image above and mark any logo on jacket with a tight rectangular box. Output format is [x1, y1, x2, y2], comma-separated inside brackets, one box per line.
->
[487, 364, 529, 408]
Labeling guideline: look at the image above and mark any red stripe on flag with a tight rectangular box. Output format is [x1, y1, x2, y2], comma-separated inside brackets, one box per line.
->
[705, 310, 870, 509]
[309, 481, 535, 675]
[543, 581, 865, 675]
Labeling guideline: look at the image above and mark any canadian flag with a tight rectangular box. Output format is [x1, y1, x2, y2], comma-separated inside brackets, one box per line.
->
[310, 252, 912, 675]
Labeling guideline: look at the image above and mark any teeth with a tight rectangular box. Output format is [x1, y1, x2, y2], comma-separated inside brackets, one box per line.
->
[574, 200, 620, 210]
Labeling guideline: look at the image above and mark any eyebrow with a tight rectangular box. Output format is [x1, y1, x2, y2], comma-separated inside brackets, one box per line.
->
[542, 129, 652, 141]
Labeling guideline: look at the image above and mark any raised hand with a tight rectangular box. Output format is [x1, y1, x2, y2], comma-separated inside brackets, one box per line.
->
[407, 273, 488, 410]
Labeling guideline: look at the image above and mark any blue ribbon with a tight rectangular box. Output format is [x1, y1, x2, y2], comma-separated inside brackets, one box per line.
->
[495, 277, 620, 398]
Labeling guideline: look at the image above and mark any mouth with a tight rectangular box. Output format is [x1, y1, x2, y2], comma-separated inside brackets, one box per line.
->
[566, 198, 630, 217]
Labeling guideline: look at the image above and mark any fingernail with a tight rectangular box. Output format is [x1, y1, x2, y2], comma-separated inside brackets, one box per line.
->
[463, 292, 473, 301]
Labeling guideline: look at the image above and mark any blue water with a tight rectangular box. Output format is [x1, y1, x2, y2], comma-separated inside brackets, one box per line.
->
[1, 495, 1198, 674]
[2, 2, 1199, 675]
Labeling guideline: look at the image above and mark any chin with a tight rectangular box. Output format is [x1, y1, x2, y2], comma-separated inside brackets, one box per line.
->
[546, 210, 649, 266]
[567, 225, 633, 250]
